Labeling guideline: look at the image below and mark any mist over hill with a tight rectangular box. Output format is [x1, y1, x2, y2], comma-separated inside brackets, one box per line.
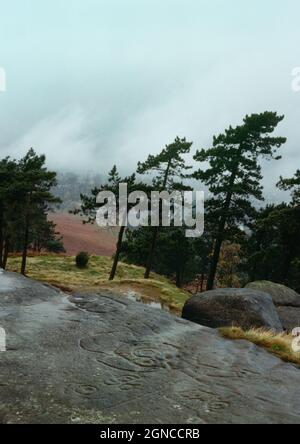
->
[53, 171, 105, 211]
[53, 169, 290, 213]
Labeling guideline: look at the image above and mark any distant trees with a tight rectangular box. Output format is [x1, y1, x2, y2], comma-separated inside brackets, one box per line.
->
[122, 226, 195, 288]
[53, 171, 105, 211]
[216, 242, 242, 288]
[193, 112, 286, 290]
[244, 169, 300, 290]
[244, 203, 300, 290]
[74, 166, 149, 280]
[0, 149, 62, 274]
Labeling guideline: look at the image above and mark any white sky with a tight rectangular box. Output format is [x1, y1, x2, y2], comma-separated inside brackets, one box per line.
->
[0, 0, 299, 200]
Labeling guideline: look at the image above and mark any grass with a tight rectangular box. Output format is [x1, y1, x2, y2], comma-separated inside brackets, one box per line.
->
[5, 255, 300, 364]
[6, 254, 190, 314]
[220, 326, 300, 366]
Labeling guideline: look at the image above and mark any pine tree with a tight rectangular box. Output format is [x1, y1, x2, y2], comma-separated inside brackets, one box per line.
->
[0, 157, 20, 268]
[193, 112, 286, 290]
[278, 170, 300, 204]
[137, 137, 193, 279]
[18, 149, 60, 275]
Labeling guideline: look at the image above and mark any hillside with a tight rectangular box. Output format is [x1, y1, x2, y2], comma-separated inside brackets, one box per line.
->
[48, 213, 117, 257]
[6, 254, 190, 315]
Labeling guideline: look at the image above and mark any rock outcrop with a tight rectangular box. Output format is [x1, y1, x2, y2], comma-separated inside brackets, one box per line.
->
[246, 281, 300, 331]
[246, 281, 300, 307]
[182, 288, 283, 331]
[277, 306, 300, 332]
[1, 270, 300, 424]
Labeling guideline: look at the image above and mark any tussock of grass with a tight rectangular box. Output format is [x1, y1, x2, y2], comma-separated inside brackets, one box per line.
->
[6, 254, 190, 314]
[220, 326, 300, 366]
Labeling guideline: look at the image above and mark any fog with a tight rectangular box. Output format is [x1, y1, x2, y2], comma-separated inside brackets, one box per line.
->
[0, 0, 299, 201]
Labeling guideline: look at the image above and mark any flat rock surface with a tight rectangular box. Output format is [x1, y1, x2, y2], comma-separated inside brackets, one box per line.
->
[0, 270, 300, 424]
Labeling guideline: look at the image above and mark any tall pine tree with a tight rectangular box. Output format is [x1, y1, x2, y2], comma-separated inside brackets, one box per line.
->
[193, 112, 286, 290]
[18, 149, 60, 275]
[137, 137, 193, 279]
[0, 157, 19, 267]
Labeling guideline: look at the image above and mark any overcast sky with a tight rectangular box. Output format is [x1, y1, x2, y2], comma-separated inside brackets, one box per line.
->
[0, 0, 299, 199]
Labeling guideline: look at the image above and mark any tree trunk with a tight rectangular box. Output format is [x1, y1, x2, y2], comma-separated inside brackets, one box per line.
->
[109, 226, 125, 281]
[21, 216, 30, 275]
[200, 273, 204, 293]
[206, 168, 237, 291]
[2, 238, 9, 270]
[281, 251, 293, 285]
[250, 260, 258, 282]
[144, 226, 159, 279]
[176, 269, 182, 288]
[0, 212, 3, 268]
[0, 229, 3, 269]
[144, 159, 171, 280]
[206, 233, 224, 291]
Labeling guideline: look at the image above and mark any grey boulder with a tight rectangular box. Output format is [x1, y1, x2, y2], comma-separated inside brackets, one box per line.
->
[182, 288, 283, 331]
[277, 306, 300, 332]
[246, 281, 300, 307]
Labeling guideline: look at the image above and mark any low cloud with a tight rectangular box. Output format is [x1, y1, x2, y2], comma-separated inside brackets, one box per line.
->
[4, 107, 98, 171]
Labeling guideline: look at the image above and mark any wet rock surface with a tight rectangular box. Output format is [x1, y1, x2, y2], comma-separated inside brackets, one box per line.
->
[0, 270, 300, 424]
